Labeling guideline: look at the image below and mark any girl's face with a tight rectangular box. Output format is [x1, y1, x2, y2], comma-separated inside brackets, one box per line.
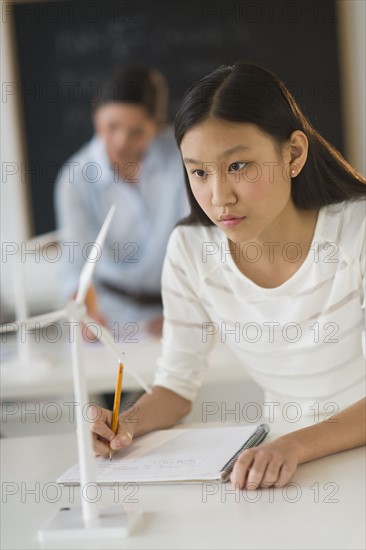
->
[94, 102, 157, 163]
[181, 118, 297, 244]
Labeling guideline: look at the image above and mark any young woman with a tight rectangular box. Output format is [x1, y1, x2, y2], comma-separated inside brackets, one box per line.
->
[90, 62, 366, 490]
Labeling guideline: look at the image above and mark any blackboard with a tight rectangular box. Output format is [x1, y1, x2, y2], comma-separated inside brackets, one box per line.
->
[13, 0, 344, 235]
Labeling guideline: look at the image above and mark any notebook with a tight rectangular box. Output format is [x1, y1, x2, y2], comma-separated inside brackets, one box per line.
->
[57, 424, 269, 485]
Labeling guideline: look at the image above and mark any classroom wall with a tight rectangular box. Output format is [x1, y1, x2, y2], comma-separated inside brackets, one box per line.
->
[337, 0, 366, 175]
[9, 0, 347, 235]
[0, 4, 33, 244]
[0, 0, 365, 318]
[1, 4, 33, 321]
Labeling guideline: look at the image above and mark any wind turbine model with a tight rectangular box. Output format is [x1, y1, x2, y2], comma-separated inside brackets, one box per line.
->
[2, 236, 42, 369]
[1, 205, 150, 540]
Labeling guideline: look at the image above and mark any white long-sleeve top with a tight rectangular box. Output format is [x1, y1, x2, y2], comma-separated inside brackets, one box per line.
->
[153, 198, 366, 420]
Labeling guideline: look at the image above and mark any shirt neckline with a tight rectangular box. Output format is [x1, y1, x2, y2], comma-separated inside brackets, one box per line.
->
[222, 205, 326, 294]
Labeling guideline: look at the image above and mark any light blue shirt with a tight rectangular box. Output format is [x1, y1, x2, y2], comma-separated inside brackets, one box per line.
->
[54, 124, 189, 325]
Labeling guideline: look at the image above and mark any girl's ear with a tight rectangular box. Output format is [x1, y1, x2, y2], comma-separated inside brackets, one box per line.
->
[289, 130, 308, 176]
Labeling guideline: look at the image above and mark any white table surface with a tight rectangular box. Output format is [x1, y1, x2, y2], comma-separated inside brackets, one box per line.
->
[1, 421, 365, 550]
[1, 332, 246, 401]
[1, 335, 161, 399]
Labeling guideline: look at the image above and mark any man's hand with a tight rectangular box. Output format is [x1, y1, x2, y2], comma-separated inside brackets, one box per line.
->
[144, 315, 164, 337]
[230, 438, 300, 490]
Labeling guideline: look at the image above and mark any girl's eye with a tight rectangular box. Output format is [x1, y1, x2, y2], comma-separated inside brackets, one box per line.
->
[228, 162, 247, 172]
[192, 169, 206, 178]
[190, 162, 247, 178]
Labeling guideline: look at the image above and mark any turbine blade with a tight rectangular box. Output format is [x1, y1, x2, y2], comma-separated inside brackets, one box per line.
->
[0, 309, 66, 333]
[76, 204, 116, 305]
[82, 314, 152, 394]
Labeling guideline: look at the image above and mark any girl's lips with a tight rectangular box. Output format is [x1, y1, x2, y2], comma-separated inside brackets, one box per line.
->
[220, 217, 246, 227]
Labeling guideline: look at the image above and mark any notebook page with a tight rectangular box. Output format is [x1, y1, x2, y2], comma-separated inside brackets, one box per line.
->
[57, 425, 260, 484]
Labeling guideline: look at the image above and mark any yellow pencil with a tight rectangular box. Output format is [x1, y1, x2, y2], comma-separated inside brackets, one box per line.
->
[109, 359, 124, 461]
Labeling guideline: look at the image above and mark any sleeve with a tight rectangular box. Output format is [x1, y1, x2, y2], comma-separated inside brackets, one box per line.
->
[152, 227, 216, 402]
[53, 166, 96, 300]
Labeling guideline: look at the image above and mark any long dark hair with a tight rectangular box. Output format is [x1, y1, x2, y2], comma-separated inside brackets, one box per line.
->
[174, 61, 366, 226]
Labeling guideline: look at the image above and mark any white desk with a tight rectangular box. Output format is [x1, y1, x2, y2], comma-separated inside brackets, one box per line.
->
[1, 331, 265, 438]
[1, 335, 162, 399]
[1, 421, 365, 549]
[1, 333, 248, 401]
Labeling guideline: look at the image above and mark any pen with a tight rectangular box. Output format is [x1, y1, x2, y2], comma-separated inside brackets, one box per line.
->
[220, 424, 270, 482]
[109, 359, 124, 461]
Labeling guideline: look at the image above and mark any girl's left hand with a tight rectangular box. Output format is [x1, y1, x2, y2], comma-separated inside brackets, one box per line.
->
[230, 437, 300, 490]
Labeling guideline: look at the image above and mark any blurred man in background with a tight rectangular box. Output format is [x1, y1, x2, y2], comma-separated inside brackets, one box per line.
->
[54, 65, 188, 340]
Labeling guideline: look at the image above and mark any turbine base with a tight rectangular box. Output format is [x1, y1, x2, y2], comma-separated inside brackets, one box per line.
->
[38, 504, 142, 544]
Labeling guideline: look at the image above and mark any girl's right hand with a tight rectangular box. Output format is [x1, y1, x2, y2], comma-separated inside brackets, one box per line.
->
[89, 405, 134, 457]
